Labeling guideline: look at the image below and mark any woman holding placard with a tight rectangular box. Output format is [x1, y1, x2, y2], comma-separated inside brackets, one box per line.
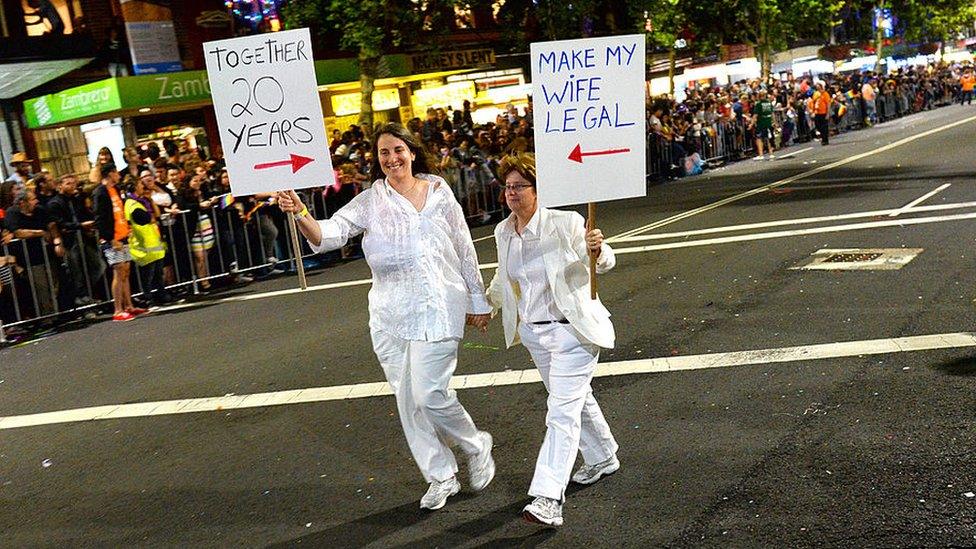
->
[485, 152, 619, 527]
[275, 123, 495, 511]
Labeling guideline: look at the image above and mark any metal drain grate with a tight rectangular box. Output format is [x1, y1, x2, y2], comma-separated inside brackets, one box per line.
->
[791, 248, 923, 271]
[822, 252, 882, 263]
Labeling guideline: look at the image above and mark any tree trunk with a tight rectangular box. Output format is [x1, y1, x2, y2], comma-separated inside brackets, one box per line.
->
[758, 18, 771, 80]
[358, 51, 379, 138]
[874, 0, 885, 73]
[668, 47, 676, 96]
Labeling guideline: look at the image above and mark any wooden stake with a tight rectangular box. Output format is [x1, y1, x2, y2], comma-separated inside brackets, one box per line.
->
[288, 212, 308, 290]
[588, 202, 597, 300]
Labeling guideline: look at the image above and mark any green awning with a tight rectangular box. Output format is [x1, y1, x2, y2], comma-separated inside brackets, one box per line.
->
[24, 55, 411, 129]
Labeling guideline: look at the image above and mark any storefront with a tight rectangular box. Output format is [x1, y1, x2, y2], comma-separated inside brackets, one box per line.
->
[23, 71, 217, 176]
[23, 49, 511, 176]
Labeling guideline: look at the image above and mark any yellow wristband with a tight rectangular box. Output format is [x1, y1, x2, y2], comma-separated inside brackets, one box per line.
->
[298, 206, 309, 218]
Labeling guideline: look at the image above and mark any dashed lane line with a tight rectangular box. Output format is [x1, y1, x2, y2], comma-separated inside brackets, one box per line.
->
[1, 332, 973, 431]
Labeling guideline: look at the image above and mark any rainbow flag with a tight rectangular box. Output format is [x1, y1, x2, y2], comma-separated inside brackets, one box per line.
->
[218, 193, 235, 209]
[845, 90, 857, 99]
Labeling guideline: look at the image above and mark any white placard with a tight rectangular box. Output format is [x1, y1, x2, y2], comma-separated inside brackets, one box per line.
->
[531, 34, 646, 208]
[204, 28, 334, 196]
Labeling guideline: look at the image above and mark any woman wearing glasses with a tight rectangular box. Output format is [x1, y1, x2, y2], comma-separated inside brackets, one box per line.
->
[275, 123, 495, 512]
[485, 152, 619, 527]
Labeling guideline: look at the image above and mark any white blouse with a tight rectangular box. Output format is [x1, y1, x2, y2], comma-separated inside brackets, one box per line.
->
[309, 173, 491, 341]
[503, 210, 564, 323]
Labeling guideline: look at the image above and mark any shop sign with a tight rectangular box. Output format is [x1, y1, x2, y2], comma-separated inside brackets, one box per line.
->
[331, 88, 401, 116]
[409, 49, 496, 72]
[411, 81, 475, 115]
[120, 0, 182, 75]
[196, 10, 232, 28]
[22, 57, 414, 129]
[117, 71, 213, 108]
[530, 34, 646, 208]
[204, 28, 334, 195]
[24, 79, 122, 128]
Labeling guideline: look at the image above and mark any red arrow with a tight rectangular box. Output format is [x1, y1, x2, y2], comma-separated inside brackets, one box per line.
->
[567, 144, 631, 164]
[253, 154, 315, 173]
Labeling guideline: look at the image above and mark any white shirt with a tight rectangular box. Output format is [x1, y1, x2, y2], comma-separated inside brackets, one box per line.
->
[309, 173, 491, 341]
[501, 209, 563, 324]
[150, 190, 172, 208]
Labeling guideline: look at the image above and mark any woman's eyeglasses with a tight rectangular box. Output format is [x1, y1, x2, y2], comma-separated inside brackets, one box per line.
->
[500, 183, 533, 192]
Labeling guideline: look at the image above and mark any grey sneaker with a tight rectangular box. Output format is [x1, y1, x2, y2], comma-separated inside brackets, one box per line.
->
[468, 431, 495, 491]
[571, 455, 619, 485]
[522, 496, 563, 526]
[419, 477, 460, 510]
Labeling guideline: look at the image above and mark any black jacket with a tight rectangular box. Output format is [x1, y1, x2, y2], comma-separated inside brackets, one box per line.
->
[46, 193, 93, 237]
[91, 184, 118, 242]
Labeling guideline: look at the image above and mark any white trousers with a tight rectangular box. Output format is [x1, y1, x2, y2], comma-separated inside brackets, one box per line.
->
[371, 329, 487, 483]
[519, 322, 619, 502]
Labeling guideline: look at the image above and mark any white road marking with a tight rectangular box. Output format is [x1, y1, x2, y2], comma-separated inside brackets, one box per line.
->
[472, 233, 496, 243]
[888, 184, 951, 217]
[150, 207, 976, 315]
[775, 146, 813, 159]
[608, 113, 976, 242]
[613, 201, 976, 243]
[1, 332, 972, 431]
[613, 211, 976, 254]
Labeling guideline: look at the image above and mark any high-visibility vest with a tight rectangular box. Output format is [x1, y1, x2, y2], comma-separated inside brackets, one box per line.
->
[812, 91, 831, 115]
[124, 199, 166, 266]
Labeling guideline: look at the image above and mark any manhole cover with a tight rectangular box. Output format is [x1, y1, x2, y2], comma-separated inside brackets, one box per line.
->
[791, 248, 923, 271]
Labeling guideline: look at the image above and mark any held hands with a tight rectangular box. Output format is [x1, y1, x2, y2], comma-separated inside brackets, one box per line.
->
[275, 190, 305, 214]
[466, 313, 490, 333]
[585, 228, 604, 257]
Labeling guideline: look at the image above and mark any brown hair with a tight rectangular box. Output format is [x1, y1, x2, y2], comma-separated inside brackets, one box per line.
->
[496, 152, 537, 187]
[369, 123, 437, 179]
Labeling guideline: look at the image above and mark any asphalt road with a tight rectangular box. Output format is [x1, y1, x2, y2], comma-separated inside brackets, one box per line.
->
[3, 105, 976, 547]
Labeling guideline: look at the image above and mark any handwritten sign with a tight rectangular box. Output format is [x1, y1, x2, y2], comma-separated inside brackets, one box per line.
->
[531, 34, 646, 208]
[204, 28, 334, 196]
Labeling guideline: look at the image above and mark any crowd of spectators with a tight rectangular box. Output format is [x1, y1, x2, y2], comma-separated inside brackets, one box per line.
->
[645, 61, 974, 177]
[0, 140, 292, 331]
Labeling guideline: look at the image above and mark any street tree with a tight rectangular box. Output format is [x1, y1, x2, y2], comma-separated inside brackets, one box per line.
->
[633, 0, 690, 95]
[284, 1, 449, 136]
[496, 0, 601, 46]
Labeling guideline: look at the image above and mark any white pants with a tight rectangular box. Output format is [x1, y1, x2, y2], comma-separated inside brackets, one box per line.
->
[519, 322, 618, 502]
[371, 329, 487, 483]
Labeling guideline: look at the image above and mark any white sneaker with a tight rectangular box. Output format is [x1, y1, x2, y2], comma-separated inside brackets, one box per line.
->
[571, 455, 620, 485]
[753, 156, 764, 161]
[468, 431, 495, 492]
[522, 496, 563, 527]
[419, 477, 460, 510]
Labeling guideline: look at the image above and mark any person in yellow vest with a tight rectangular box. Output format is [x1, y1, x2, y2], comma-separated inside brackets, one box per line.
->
[124, 177, 170, 306]
[810, 83, 834, 146]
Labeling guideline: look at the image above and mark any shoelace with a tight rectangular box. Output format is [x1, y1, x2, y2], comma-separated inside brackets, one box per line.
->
[538, 498, 560, 513]
[578, 464, 600, 477]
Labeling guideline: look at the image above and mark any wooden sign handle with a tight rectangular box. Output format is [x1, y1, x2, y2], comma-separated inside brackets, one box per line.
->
[288, 212, 308, 290]
[588, 202, 597, 300]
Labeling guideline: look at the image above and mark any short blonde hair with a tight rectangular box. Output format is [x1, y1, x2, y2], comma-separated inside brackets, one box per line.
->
[496, 152, 536, 186]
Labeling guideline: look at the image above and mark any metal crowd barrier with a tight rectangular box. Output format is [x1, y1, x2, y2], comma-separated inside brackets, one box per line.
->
[0, 174, 511, 338]
[442, 163, 506, 224]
